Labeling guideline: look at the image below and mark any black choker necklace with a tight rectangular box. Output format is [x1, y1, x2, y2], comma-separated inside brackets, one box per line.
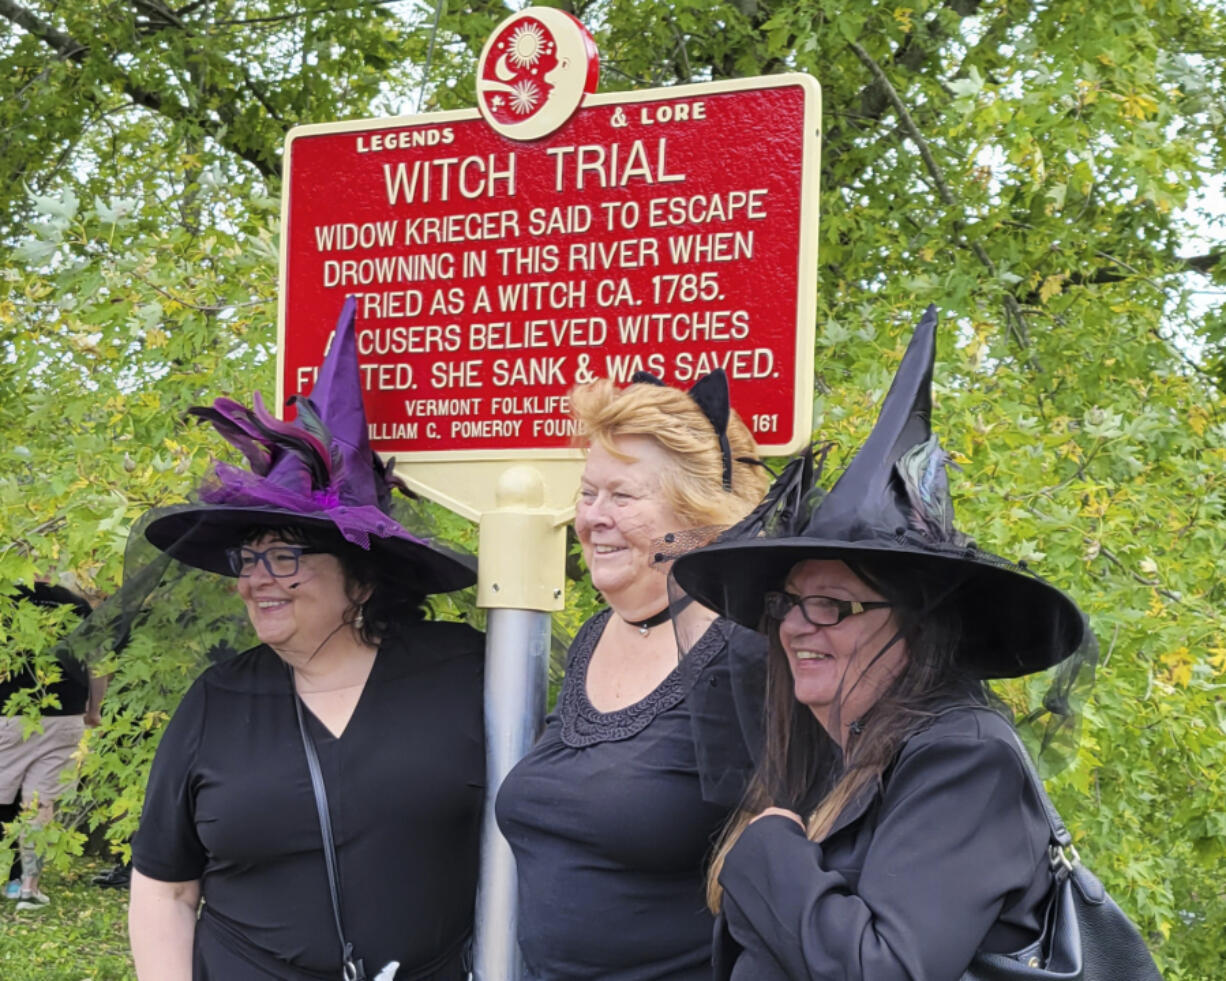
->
[624, 606, 672, 637]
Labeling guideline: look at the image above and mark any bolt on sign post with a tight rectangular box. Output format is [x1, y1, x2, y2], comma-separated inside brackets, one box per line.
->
[277, 8, 820, 979]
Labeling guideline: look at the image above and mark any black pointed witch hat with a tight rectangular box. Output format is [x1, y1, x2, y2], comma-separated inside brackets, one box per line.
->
[671, 306, 1085, 679]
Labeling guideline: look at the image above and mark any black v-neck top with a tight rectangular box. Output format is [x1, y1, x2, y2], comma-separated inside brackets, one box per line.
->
[495, 609, 764, 980]
[132, 620, 484, 980]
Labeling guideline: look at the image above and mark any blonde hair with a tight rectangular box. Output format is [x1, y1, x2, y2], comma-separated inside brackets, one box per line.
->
[570, 377, 767, 528]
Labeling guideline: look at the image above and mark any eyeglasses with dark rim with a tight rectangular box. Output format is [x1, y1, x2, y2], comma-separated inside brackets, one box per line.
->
[763, 591, 892, 627]
[225, 545, 318, 578]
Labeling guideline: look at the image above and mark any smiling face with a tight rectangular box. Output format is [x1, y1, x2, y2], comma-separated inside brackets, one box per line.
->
[777, 559, 909, 741]
[235, 532, 364, 657]
[575, 436, 686, 616]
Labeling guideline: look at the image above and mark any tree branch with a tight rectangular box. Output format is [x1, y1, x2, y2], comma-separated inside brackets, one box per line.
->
[0, 0, 87, 57]
[207, 0, 405, 30]
[131, 0, 188, 32]
[1018, 502, 1200, 611]
[848, 40, 1039, 366]
[129, 268, 271, 313]
[1185, 252, 1224, 274]
[1017, 245, 1223, 306]
[824, 0, 985, 174]
[668, 18, 693, 84]
[0, 0, 278, 177]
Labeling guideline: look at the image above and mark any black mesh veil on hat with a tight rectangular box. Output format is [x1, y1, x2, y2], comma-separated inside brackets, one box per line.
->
[668, 306, 1097, 773]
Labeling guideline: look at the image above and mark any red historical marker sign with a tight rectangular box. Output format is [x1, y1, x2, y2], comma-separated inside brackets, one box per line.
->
[278, 73, 820, 460]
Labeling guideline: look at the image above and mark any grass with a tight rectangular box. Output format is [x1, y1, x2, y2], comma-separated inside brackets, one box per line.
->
[0, 857, 133, 981]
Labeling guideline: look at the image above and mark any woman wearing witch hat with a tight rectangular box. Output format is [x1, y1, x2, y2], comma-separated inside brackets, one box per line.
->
[128, 299, 483, 980]
[494, 372, 769, 979]
[672, 308, 1156, 979]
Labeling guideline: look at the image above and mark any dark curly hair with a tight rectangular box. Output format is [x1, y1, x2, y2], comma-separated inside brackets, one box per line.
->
[241, 524, 426, 645]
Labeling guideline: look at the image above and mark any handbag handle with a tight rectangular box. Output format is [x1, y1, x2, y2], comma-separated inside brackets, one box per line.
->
[294, 687, 366, 981]
[998, 725, 1074, 855]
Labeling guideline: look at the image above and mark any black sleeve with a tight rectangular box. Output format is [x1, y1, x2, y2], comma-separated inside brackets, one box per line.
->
[130, 677, 209, 883]
[24, 582, 92, 621]
[719, 732, 1046, 981]
[690, 622, 767, 808]
[19, 583, 94, 693]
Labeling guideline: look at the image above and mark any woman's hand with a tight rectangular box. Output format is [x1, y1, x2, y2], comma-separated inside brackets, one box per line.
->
[750, 806, 805, 830]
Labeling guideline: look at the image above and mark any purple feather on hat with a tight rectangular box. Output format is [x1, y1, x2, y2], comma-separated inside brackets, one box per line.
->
[178, 299, 424, 556]
[194, 297, 386, 521]
[145, 297, 475, 590]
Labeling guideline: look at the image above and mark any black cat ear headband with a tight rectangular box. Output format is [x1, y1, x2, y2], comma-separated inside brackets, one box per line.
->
[631, 369, 735, 490]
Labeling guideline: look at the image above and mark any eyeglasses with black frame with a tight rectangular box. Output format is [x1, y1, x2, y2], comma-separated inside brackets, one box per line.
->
[226, 545, 319, 578]
[763, 591, 892, 627]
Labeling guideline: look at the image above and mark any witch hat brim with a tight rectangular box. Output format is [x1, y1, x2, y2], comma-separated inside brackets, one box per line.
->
[671, 305, 1086, 678]
[671, 535, 1084, 679]
[144, 505, 476, 594]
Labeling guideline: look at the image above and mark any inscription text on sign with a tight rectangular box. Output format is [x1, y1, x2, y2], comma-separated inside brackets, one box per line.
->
[279, 75, 820, 461]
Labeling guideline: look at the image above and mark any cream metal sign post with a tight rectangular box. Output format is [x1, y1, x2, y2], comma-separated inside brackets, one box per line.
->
[276, 8, 820, 979]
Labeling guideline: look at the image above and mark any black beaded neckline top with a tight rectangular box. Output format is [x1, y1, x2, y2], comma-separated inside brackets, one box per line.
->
[559, 608, 725, 748]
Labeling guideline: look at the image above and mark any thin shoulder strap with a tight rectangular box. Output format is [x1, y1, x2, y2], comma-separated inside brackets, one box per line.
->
[294, 689, 363, 981]
[999, 724, 1073, 850]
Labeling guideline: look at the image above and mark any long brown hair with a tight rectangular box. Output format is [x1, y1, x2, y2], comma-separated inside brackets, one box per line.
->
[706, 555, 975, 911]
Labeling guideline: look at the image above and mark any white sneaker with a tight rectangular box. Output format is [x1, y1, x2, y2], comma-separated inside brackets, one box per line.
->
[15, 889, 49, 910]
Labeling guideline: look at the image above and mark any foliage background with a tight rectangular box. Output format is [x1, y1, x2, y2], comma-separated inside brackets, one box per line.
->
[1, 0, 1224, 977]
[0, 859, 131, 981]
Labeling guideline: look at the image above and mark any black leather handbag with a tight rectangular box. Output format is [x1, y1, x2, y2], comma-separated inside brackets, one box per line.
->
[962, 733, 1163, 980]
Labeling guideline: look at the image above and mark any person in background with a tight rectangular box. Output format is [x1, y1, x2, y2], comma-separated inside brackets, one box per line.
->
[672, 308, 1104, 979]
[495, 370, 770, 980]
[127, 298, 484, 980]
[91, 859, 130, 890]
[1, 579, 99, 910]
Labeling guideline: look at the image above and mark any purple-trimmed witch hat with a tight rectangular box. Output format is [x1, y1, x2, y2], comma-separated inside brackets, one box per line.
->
[144, 298, 475, 593]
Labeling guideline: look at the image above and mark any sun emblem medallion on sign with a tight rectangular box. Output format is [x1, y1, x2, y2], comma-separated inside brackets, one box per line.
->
[476, 7, 599, 141]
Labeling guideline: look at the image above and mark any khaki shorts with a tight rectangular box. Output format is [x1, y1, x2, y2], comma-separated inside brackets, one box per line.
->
[0, 715, 85, 806]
